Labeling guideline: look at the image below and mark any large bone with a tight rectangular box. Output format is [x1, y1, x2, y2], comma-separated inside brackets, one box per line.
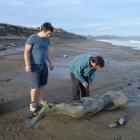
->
[25, 91, 128, 128]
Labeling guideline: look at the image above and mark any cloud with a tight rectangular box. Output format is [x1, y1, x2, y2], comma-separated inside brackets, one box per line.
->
[0, 0, 27, 6]
[94, 26, 115, 31]
[46, 0, 83, 6]
[0, 0, 83, 7]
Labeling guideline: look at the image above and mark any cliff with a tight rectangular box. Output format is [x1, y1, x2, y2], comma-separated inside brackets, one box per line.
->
[0, 23, 86, 41]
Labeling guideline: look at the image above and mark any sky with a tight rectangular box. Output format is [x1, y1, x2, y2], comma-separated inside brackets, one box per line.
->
[0, 0, 140, 36]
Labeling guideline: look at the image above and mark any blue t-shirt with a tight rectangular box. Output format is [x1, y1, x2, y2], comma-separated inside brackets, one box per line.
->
[26, 34, 50, 64]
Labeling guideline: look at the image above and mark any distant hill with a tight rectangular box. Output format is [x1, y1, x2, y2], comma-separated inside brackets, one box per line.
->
[0, 23, 86, 41]
[94, 35, 140, 41]
[0, 23, 87, 51]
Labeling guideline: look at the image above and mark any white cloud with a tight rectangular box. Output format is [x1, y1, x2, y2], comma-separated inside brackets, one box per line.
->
[46, 0, 83, 6]
[0, 0, 27, 6]
[94, 26, 115, 31]
[0, 0, 83, 7]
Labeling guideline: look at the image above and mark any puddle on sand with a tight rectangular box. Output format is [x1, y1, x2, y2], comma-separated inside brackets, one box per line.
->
[50, 57, 71, 79]
[13, 57, 71, 83]
[0, 47, 23, 57]
[127, 92, 140, 108]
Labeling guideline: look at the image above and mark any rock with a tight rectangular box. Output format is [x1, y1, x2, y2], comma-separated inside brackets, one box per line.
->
[109, 116, 128, 128]
[118, 117, 128, 126]
[64, 54, 68, 58]
[0, 47, 7, 51]
[6, 78, 11, 82]
[0, 98, 4, 111]
[109, 120, 120, 128]
[128, 83, 132, 86]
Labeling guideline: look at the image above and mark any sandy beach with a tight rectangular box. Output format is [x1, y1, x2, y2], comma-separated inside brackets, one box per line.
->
[0, 38, 140, 140]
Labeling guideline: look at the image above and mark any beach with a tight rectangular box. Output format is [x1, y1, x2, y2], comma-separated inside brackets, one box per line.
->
[0, 38, 140, 140]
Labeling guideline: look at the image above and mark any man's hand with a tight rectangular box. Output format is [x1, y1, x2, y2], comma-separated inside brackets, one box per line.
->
[82, 82, 88, 89]
[25, 65, 31, 72]
[49, 63, 53, 71]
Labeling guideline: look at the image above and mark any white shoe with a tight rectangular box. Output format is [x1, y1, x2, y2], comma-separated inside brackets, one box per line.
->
[38, 100, 47, 107]
[30, 102, 37, 112]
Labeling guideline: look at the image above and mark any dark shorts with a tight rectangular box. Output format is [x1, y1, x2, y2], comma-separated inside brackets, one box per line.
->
[28, 63, 48, 89]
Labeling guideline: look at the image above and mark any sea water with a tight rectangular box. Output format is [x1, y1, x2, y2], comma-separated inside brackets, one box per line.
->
[97, 39, 140, 50]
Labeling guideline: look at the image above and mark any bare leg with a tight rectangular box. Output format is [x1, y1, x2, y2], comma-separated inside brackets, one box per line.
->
[38, 86, 46, 102]
[30, 88, 39, 103]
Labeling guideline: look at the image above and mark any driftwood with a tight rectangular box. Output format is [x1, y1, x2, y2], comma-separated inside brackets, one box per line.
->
[25, 91, 128, 128]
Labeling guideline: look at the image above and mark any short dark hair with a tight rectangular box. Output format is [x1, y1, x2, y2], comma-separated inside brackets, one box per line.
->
[91, 56, 105, 67]
[41, 22, 54, 32]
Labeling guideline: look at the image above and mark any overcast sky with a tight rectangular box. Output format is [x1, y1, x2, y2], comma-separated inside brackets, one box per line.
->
[0, 0, 140, 36]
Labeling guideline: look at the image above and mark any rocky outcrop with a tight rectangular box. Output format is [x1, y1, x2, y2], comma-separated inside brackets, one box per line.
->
[0, 23, 86, 40]
[0, 23, 86, 50]
[0, 23, 38, 37]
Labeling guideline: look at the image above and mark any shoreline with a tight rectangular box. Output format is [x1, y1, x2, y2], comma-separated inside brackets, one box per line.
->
[96, 38, 140, 50]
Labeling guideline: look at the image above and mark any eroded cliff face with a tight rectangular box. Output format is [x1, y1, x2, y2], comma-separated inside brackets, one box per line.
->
[0, 23, 86, 49]
[0, 23, 86, 40]
[0, 23, 38, 37]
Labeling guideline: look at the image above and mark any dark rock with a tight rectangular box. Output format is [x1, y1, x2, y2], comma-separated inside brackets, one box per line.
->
[0, 98, 4, 111]
[109, 116, 128, 128]
[118, 117, 128, 126]
[109, 120, 120, 128]
[6, 79, 11, 82]
[128, 83, 132, 86]
[0, 47, 7, 51]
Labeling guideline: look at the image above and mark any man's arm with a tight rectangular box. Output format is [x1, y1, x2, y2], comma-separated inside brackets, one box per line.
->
[47, 46, 53, 70]
[74, 70, 88, 88]
[89, 71, 95, 85]
[24, 44, 32, 72]
[73, 65, 88, 88]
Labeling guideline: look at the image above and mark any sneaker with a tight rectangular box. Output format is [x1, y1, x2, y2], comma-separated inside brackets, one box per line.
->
[30, 102, 37, 112]
[38, 100, 48, 107]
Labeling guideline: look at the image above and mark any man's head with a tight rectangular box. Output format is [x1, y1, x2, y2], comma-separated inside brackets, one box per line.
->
[90, 56, 105, 70]
[40, 22, 54, 37]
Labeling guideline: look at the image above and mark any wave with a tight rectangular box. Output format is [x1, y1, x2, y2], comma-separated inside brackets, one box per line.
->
[129, 40, 140, 44]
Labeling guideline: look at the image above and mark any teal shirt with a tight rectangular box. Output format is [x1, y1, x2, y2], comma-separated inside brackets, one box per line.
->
[26, 34, 50, 64]
[69, 54, 96, 84]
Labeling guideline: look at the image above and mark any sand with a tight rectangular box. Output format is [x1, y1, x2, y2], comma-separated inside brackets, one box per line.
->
[0, 38, 140, 140]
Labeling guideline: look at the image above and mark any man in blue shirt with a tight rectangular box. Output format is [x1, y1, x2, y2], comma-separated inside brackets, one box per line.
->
[69, 54, 105, 100]
[24, 22, 54, 112]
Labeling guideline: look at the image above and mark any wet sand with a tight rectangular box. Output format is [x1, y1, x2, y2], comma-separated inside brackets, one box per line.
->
[0, 39, 140, 140]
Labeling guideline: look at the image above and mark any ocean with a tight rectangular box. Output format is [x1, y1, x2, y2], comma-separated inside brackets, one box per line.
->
[97, 39, 140, 50]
